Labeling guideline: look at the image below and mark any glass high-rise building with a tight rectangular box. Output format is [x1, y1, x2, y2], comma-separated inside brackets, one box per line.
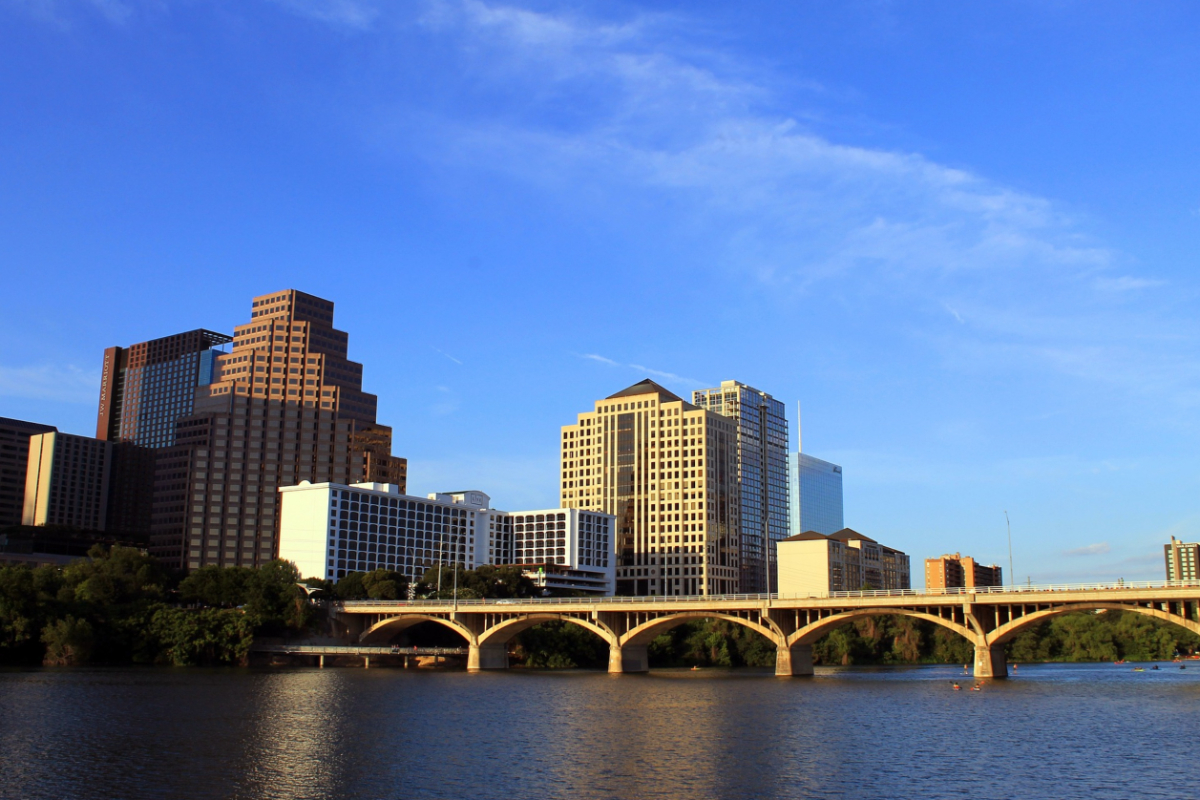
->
[789, 453, 843, 536]
[692, 380, 789, 593]
[95, 329, 233, 543]
[97, 329, 233, 449]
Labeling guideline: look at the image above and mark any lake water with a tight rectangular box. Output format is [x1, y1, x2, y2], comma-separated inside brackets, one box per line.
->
[1, 662, 1196, 800]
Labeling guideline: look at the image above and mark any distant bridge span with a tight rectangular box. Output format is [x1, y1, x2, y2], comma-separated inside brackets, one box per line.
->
[332, 581, 1200, 679]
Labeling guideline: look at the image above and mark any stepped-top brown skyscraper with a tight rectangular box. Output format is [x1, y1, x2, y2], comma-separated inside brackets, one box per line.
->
[152, 290, 406, 569]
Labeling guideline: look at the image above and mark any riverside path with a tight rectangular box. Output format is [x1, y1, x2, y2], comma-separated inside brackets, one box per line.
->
[330, 580, 1200, 679]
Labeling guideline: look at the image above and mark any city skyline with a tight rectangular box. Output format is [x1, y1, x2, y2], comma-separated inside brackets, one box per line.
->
[3, 3, 1199, 584]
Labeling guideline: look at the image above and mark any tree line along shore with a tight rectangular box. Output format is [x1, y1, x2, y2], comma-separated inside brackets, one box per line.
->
[1, 546, 1196, 669]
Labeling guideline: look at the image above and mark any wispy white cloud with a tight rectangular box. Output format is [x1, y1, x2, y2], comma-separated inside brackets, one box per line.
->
[429, 384, 458, 416]
[1030, 552, 1164, 584]
[268, 0, 378, 30]
[0, 363, 99, 403]
[400, 3, 1108, 286]
[1093, 276, 1166, 292]
[20, 0, 1196, 415]
[579, 353, 619, 366]
[431, 346, 463, 365]
[371, 2, 1198, 412]
[628, 363, 701, 386]
[573, 353, 701, 387]
[1063, 542, 1111, 557]
[6, 0, 134, 25]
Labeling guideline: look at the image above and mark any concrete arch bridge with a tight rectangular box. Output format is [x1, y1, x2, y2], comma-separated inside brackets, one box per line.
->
[334, 582, 1200, 679]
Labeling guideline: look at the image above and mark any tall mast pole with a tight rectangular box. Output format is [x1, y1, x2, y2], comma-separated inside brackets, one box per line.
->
[1004, 510, 1014, 588]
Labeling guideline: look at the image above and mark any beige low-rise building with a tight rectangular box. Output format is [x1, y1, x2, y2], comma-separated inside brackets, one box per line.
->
[925, 552, 1002, 590]
[778, 528, 910, 596]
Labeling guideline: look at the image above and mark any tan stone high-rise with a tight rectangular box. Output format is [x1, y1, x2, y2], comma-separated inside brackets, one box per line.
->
[157, 290, 406, 570]
[560, 380, 740, 596]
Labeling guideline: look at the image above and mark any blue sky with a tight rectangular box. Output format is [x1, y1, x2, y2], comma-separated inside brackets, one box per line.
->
[2, 0, 1198, 583]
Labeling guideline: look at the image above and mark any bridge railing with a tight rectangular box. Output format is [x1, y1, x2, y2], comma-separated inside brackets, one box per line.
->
[334, 579, 1200, 609]
[253, 644, 467, 655]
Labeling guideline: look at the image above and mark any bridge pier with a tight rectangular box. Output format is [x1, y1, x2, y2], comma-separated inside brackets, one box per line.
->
[775, 643, 814, 677]
[467, 643, 509, 672]
[974, 644, 1008, 679]
[609, 644, 649, 674]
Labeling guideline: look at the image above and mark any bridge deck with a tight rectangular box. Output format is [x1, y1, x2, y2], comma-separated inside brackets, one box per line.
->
[253, 644, 468, 656]
[335, 580, 1200, 615]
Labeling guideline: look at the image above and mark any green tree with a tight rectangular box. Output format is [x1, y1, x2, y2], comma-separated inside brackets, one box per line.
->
[514, 621, 609, 668]
[0, 565, 58, 662]
[419, 565, 535, 599]
[41, 616, 95, 666]
[1050, 612, 1119, 662]
[59, 545, 168, 605]
[242, 560, 311, 632]
[148, 607, 255, 666]
[179, 560, 310, 633]
[361, 569, 408, 600]
[928, 625, 974, 664]
[334, 571, 368, 600]
[178, 565, 257, 607]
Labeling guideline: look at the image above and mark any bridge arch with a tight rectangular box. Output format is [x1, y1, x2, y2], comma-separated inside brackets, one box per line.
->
[620, 611, 784, 649]
[787, 608, 980, 648]
[359, 614, 476, 646]
[988, 602, 1200, 645]
[477, 614, 617, 648]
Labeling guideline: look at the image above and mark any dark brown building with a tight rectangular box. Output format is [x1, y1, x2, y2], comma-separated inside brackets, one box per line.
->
[0, 417, 57, 528]
[21, 430, 152, 542]
[157, 290, 407, 570]
[94, 329, 232, 546]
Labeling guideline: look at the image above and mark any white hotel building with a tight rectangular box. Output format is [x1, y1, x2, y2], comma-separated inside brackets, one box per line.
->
[279, 481, 616, 595]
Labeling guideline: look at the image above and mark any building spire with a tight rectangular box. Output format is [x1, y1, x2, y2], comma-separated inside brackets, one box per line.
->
[796, 400, 802, 453]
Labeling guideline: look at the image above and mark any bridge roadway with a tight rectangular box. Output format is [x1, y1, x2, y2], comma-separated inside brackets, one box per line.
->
[252, 643, 468, 667]
[332, 580, 1200, 678]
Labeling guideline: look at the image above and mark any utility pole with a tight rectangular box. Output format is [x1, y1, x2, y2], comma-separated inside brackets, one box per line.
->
[1004, 510, 1014, 588]
[437, 527, 445, 596]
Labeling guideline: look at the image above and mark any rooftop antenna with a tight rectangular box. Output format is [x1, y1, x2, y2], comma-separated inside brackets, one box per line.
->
[1004, 510, 1014, 588]
[796, 400, 802, 453]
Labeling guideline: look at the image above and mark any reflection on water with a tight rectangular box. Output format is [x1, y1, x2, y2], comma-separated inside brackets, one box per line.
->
[234, 671, 355, 799]
[1, 663, 1197, 800]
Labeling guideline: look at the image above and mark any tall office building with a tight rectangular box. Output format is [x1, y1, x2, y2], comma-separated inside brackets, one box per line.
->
[93, 329, 233, 542]
[21, 431, 152, 536]
[1165, 537, 1200, 583]
[0, 417, 57, 528]
[160, 289, 407, 570]
[97, 329, 233, 448]
[560, 379, 741, 596]
[692, 380, 789, 593]
[789, 452, 844, 536]
[23, 432, 114, 531]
